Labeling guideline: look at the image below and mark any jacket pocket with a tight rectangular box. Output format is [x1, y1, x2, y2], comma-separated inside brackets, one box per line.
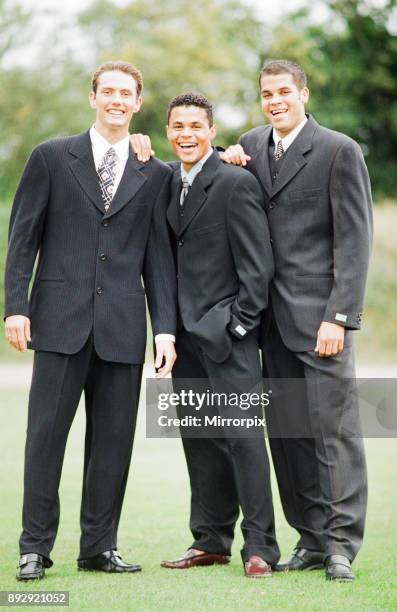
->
[295, 273, 333, 278]
[194, 222, 224, 237]
[288, 188, 322, 202]
[125, 288, 145, 295]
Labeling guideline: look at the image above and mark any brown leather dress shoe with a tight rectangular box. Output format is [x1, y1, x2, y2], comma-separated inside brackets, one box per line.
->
[161, 548, 231, 569]
[77, 550, 141, 573]
[244, 555, 273, 578]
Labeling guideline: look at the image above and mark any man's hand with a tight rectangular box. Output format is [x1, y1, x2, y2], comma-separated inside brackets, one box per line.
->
[315, 322, 345, 357]
[155, 340, 177, 378]
[5, 315, 31, 352]
[129, 133, 154, 162]
[219, 144, 251, 166]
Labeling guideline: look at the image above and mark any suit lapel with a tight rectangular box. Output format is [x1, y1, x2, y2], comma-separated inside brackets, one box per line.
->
[251, 126, 273, 197]
[270, 115, 318, 198]
[105, 149, 147, 219]
[68, 131, 104, 214]
[69, 133, 147, 217]
[167, 151, 221, 237]
[166, 170, 182, 236]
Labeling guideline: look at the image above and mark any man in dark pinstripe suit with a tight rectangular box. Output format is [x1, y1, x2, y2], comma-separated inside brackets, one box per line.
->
[4, 61, 177, 580]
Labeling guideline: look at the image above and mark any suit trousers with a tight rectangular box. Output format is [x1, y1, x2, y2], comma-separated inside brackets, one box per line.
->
[172, 328, 280, 564]
[19, 334, 143, 561]
[262, 318, 367, 561]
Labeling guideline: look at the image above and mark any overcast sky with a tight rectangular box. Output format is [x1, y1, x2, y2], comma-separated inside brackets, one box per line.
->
[8, 0, 395, 69]
[14, 0, 306, 22]
[6, 0, 312, 68]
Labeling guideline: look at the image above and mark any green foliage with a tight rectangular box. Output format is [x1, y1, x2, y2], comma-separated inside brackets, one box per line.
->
[0, 63, 93, 200]
[79, 0, 265, 159]
[265, 0, 397, 198]
[1, 0, 396, 197]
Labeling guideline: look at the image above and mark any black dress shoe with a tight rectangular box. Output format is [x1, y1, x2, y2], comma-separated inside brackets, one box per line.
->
[275, 548, 324, 571]
[325, 555, 355, 581]
[78, 550, 141, 573]
[17, 553, 52, 581]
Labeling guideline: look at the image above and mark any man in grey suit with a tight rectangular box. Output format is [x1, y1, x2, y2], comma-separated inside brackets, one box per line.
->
[222, 59, 373, 581]
[4, 61, 177, 580]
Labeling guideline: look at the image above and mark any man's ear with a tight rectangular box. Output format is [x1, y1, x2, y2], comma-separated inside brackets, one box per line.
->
[89, 90, 96, 110]
[210, 124, 217, 141]
[133, 96, 143, 113]
[301, 87, 309, 104]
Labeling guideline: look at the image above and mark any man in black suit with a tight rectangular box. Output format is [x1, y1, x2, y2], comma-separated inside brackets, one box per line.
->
[222, 60, 373, 581]
[4, 61, 177, 580]
[160, 92, 279, 577]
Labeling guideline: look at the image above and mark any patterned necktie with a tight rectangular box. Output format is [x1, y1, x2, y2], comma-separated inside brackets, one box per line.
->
[179, 177, 190, 208]
[274, 139, 284, 161]
[97, 147, 117, 211]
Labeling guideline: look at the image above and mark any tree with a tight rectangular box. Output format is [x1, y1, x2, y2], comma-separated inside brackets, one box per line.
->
[79, 0, 266, 158]
[265, 0, 397, 197]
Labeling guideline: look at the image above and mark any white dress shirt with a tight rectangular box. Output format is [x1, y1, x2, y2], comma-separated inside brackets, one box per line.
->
[272, 115, 308, 152]
[90, 125, 174, 344]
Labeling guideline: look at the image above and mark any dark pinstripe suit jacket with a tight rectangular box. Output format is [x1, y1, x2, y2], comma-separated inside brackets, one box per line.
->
[239, 115, 373, 352]
[167, 150, 274, 363]
[4, 131, 177, 364]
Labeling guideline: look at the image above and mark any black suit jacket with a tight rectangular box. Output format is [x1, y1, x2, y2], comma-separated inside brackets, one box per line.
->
[167, 150, 274, 363]
[4, 131, 177, 364]
[239, 115, 373, 352]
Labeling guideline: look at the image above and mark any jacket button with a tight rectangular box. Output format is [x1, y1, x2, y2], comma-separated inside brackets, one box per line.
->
[102, 220, 109, 227]
[269, 202, 275, 210]
[178, 240, 184, 247]
[96, 287, 103, 295]
[270, 238, 273, 244]
[99, 253, 106, 261]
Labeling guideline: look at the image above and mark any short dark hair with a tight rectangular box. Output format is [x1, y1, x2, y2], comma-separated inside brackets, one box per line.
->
[259, 60, 307, 90]
[91, 61, 143, 96]
[167, 92, 213, 126]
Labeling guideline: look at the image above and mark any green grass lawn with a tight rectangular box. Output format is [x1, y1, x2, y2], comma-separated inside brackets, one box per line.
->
[0, 386, 396, 611]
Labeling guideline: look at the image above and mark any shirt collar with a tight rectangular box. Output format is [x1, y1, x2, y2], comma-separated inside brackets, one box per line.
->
[90, 125, 130, 162]
[180, 146, 214, 185]
[272, 115, 308, 152]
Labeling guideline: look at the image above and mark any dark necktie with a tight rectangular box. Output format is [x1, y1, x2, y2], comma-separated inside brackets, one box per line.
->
[97, 147, 117, 211]
[274, 140, 284, 161]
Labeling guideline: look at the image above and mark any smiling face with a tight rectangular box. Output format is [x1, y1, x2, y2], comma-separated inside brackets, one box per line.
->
[260, 73, 309, 137]
[89, 70, 142, 140]
[167, 105, 216, 171]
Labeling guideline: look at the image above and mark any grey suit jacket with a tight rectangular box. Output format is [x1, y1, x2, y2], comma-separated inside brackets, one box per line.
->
[239, 115, 373, 352]
[167, 150, 274, 363]
[4, 131, 177, 363]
